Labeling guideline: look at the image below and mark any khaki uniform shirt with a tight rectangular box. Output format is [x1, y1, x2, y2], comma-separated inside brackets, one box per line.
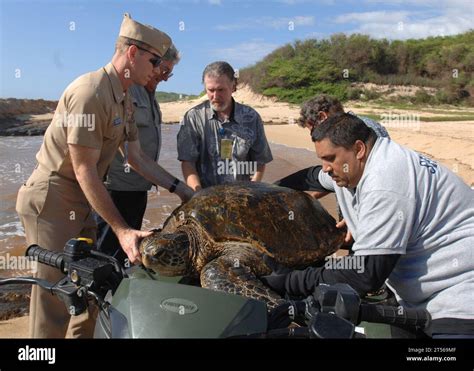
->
[36, 62, 138, 185]
[104, 84, 161, 191]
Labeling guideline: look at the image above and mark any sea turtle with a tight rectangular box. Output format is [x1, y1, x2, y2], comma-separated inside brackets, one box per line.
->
[140, 182, 346, 309]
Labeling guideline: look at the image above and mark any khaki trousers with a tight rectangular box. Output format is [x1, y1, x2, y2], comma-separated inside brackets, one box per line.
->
[16, 169, 98, 338]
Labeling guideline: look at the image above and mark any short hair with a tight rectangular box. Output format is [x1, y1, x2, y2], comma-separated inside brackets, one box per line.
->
[311, 112, 376, 149]
[202, 61, 237, 85]
[115, 36, 156, 55]
[298, 95, 344, 128]
[162, 43, 181, 64]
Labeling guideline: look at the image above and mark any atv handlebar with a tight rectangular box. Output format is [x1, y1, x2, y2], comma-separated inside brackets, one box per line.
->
[264, 283, 431, 338]
[0, 239, 126, 316]
[359, 302, 430, 328]
[26, 244, 66, 273]
[306, 283, 430, 331]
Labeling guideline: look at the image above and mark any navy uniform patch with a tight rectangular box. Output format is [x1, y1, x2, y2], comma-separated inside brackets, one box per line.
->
[113, 117, 122, 126]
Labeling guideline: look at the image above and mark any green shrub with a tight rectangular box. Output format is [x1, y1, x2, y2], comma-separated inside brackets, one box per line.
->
[239, 30, 474, 106]
[411, 89, 434, 104]
[360, 89, 381, 101]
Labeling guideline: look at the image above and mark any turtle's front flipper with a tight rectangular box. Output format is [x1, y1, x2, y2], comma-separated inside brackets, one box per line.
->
[200, 255, 285, 310]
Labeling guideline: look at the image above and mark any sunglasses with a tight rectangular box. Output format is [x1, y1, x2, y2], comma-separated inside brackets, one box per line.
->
[132, 44, 162, 68]
[161, 68, 174, 79]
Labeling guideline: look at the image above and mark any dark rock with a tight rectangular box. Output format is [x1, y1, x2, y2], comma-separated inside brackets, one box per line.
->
[0, 98, 57, 137]
[0, 284, 30, 320]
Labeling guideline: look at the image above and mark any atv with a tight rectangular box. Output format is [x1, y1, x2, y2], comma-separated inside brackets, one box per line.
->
[0, 238, 430, 339]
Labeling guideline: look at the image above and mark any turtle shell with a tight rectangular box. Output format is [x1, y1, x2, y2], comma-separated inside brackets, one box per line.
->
[163, 182, 346, 267]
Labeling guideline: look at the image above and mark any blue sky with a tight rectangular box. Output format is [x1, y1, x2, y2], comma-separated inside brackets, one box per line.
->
[1, 0, 473, 99]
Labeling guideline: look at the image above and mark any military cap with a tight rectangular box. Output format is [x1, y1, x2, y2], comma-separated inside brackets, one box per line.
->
[119, 13, 171, 57]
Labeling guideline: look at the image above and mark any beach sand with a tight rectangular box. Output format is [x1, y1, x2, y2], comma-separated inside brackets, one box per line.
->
[0, 316, 28, 338]
[1, 88, 472, 338]
[264, 122, 474, 186]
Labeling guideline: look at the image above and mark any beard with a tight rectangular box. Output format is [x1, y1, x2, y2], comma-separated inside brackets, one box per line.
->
[211, 101, 229, 112]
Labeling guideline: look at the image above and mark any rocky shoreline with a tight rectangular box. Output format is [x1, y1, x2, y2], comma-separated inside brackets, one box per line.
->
[0, 284, 30, 321]
[0, 118, 51, 136]
[0, 98, 57, 136]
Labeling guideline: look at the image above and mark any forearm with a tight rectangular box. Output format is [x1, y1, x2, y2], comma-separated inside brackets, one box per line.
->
[305, 191, 330, 199]
[251, 163, 265, 182]
[181, 161, 202, 191]
[75, 166, 129, 233]
[282, 254, 401, 297]
[128, 150, 191, 198]
[274, 166, 332, 193]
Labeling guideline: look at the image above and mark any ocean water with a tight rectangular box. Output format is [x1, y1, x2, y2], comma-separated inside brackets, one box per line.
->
[0, 136, 43, 259]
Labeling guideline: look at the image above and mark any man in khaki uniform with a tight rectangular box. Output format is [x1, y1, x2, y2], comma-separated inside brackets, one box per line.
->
[97, 44, 181, 266]
[16, 14, 193, 338]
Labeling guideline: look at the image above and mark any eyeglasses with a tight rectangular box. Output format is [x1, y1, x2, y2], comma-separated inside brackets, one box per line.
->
[132, 44, 162, 68]
[160, 68, 174, 79]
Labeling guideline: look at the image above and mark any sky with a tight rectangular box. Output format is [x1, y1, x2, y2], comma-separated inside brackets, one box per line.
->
[0, 0, 473, 100]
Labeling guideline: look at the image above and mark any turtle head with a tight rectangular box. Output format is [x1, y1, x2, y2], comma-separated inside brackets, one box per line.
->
[139, 231, 190, 276]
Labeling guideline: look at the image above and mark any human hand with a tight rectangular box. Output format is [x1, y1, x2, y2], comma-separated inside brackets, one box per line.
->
[176, 182, 195, 203]
[336, 219, 353, 244]
[267, 300, 306, 330]
[116, 228, 153, 264]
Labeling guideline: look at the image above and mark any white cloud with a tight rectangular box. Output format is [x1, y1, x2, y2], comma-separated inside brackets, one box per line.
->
[304, 31, 328, 39]
[335, 11, 411, 24]
[215, 16, 315, 31]
[357, 16, 471, 39]
[335, 2, 474, 39]
[208, 0, 221, 5]
[211, 39, 279, 66]
[263, 15, 314, 29]
[363, 0, 455, 5]
[278, 0, 335, 4]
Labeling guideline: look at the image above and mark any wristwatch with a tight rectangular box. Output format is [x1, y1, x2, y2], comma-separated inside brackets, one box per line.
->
[169, 178, 180, 193]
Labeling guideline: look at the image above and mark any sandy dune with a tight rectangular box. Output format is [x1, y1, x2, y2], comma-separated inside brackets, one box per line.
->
[160, 85, 301, 124]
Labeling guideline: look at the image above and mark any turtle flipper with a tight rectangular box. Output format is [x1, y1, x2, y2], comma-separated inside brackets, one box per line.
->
[200, 256, 285, 310]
